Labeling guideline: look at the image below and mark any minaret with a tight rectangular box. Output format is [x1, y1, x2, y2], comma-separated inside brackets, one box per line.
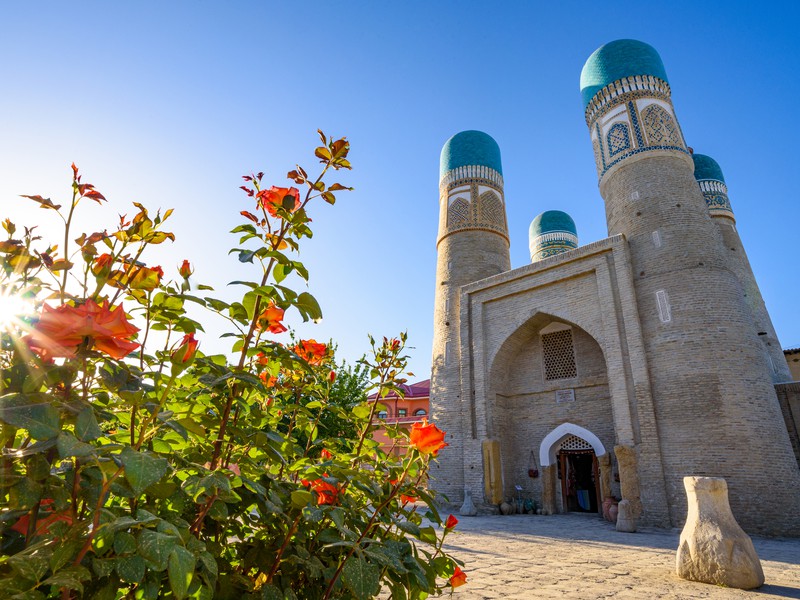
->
[430, 130, 510, 503]
[580, 39, 800, 534]
[529, 210, 578, 262]
[692, 152, 792, 383]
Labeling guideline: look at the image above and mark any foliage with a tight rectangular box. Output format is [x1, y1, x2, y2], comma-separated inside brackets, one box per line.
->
[0, 132, 463, 599]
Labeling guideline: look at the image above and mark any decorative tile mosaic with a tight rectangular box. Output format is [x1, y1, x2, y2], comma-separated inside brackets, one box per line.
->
[607, 122, 631, 157]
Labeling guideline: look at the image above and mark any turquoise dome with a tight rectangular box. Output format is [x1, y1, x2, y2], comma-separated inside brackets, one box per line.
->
[692, 153, 725, 183]
[580, 39, 669, 108]
[440, 130, 503, 179]
[529, 210, 577, 238]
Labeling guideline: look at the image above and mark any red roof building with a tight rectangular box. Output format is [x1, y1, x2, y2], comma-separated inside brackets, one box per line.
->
[369, 379, 430, 456]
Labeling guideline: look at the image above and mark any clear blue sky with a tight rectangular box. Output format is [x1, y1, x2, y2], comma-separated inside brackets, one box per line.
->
[2, 1, 799, 378]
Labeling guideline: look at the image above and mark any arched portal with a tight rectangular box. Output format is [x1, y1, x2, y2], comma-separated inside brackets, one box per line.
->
[540, 423, 606, 514]
[488, 313, 616, 513]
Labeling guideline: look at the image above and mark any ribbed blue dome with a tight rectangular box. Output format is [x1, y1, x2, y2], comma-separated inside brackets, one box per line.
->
[529, 211, 577, 238]
[580, 39, 669, 108]
[692, 153, 725, 183]
[440, 130, 502, 179]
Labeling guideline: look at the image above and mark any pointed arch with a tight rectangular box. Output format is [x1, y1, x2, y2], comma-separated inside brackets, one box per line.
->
[447, 197, 470, 228]
[539, 422, 606, 466]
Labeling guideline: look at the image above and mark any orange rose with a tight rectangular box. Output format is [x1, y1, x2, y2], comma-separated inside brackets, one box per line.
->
[409, 418, 448, 456]
[26, 300, 139, 360]
[178, 260, 193, 279]
[400, 494, 416, 505]
[256, 302, 287, 334]
[304, 475, 339, 505]
[257, 186, 301, 218]
[171, 333, 199, 367]
[259, 372, 278, 387]
[293, 339, 327, 365]
[449, 567, 467, 588]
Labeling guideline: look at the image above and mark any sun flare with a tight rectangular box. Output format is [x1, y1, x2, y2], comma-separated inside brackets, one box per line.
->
[0, 291, 32, 330]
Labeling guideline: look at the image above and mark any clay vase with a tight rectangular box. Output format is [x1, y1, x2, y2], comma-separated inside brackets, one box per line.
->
[608, 503, 619, 523]
[602, 497, 615, 521]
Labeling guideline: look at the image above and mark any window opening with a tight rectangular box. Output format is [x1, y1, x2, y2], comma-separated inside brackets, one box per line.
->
[542, 329, 577, 380]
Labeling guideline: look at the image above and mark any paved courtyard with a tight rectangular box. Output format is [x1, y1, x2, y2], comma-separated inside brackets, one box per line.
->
[443, 513, 800, 599]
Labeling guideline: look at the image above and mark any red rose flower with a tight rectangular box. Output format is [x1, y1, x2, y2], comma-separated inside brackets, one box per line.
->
[445, 514, 458, 529]
[409, 418, 448, 456]
[171, 333, 199, 367]
[26, 300, 140, 360]
[178, 260, 193, 279]
[303, 475, 339, 505]
[450, 567, 467, 588]
[257, 186, 301, 218]
[256, 302, 287, 334]
[293, 339, 327, 365]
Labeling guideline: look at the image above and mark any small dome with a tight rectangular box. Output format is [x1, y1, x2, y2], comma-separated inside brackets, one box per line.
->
[530, 210, 577, 238]
[529, 211, 578, 262]
[440, 130, 502, 179]
[580, 39, 668, 108]
[692, 153, 725, 183]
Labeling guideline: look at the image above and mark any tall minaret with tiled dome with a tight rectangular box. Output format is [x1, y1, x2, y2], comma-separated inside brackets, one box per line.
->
[692, 152, 792, 383]
[580, 40, 800, 533]
[430, 130, 510, 502]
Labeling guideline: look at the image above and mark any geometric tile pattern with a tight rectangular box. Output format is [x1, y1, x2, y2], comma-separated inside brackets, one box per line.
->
[447, 197, 470, 228]
[642, 104, 682, 146]
[607, 122, 631, 157]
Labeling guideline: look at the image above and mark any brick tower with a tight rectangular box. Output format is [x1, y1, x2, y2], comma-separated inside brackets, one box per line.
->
[580, 39, 800, 533]
[691, 152, 792, 383]
[430, 130, 510, 502]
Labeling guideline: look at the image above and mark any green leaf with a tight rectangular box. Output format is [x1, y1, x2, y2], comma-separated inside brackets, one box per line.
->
[138, 529, 178, 571]
[41, 566, 90, 596]
[75, 407, 102, 441]
[56, 432, 95, 458]
[418, 525, 437, 545]
[8, 554, 49, 583]
[0, 393, 60, 440]
[116, 555, 145, 583]
[114, 531, 137, 555]
[168, 546, 196, 600]
[291, 489, 313, 508]
[260, 584, 284, 600]
[295, 292, 322, 322]
[341, 556, 380, 600]
[118, 447, 168, 495]
[49, 539, 83, 572]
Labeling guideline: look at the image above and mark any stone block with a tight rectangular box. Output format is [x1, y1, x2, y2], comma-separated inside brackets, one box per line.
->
[676, 477, 764, 589]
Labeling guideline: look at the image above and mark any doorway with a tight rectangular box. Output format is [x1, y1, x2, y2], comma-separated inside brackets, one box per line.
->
[558, 450, 600, 513]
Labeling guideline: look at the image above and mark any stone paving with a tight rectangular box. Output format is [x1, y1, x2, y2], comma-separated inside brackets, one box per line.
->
[442, 513, 800, 599]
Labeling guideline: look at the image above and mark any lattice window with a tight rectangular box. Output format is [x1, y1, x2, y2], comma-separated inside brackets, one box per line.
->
[479, 191, 504, 228]
[447, 197, 470, 228]
[642, 104, 682, 146]
[542, 329, 577, 380]
[559, 435, 592, 451]
[606, 122, 630, 156]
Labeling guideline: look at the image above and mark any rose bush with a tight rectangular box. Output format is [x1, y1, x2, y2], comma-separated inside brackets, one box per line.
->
[0, 132, 465, 599]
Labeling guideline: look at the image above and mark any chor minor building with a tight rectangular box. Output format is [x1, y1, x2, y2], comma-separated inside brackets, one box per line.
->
[429, 39, 800, 536]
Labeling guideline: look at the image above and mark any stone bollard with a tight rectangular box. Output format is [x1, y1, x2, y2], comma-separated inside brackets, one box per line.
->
[615, 499, 637, 532]
[676, 477, 764, 589]
[459, 488, 478, 517]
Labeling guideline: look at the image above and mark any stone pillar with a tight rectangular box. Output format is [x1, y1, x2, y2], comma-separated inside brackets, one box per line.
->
[482, 439, 503, 505]
[676, 477, 764, 589]
[598, 453, 612, 501]
[541, 464, 557, 515]
[614, 445, 642, 519]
